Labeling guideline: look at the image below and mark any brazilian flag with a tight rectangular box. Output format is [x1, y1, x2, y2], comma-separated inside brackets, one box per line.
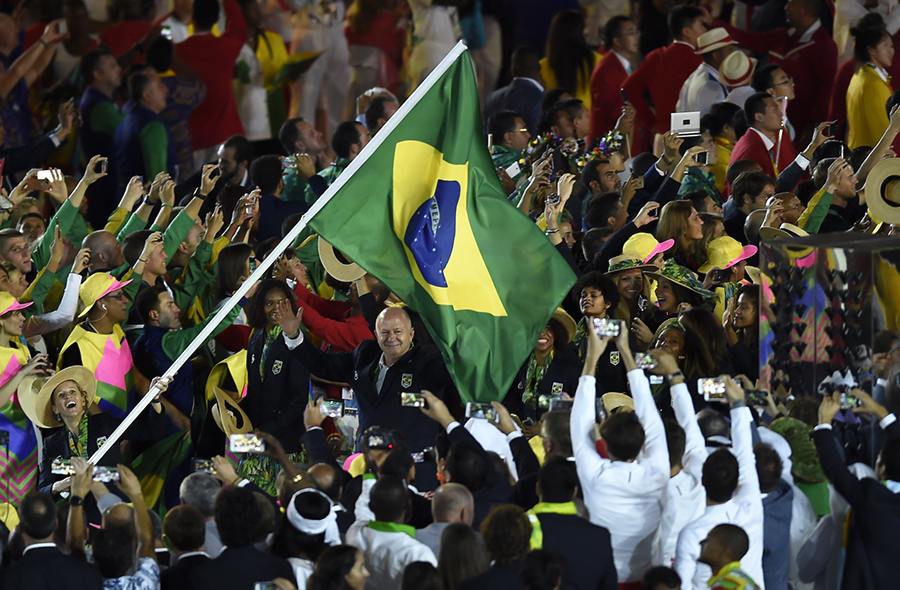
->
[308, 44, 577, 402]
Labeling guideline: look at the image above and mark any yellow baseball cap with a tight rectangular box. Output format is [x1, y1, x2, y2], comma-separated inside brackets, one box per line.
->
[78, 273, 133, 318]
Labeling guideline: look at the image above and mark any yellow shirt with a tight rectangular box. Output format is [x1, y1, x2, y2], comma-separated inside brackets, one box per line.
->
[256, 30, 290, 92]
[710, 137, 734, 192]
[846, 64, 893, 149]
[540, 53, 602, 109]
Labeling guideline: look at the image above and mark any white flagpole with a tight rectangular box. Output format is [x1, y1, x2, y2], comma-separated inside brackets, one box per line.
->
[89, 41, 470, 465]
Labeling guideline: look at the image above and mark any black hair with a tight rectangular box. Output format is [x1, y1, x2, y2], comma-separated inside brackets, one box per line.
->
[541, 88, 570, 113]
[246, 278, 297, 329]
[849, 146, 872, 172]
[135, 283, 168, 324]
[811, 140, 846, 171]
[405, 561, 444, 590]
[307, 544, 359, 590]
[573, 270, 621, 313]
[743, 91, 772, 129]
[754, 443, 783, 493]
[581, 158, 612, 191]
[215, 486, 261, 548]
[487, 110, 522, 141]
[480, 505, 532, 566]
[122, 229, 152, 267]
[732, 171, 774, 209]
[93, 526, 135, 578]
[163, 505, 206, 552]
[365, 96, 395, 132]
[520, 549, 566, 590]
[702, 448, 740, 503]
[678, 133, 710, 157]
[880, 436, 900, 481]
[537, 456, 578, 502]
[643, 566, 682, 590]
[250, 154, 284, 195]
[369, 475, 409, 523]
[703, 102, 741, 138]
[669, 6, 704, 40]
[604, 15, 633, 51]
[446, 442, 488, 492]
[751, 63, 780, 93]
[223, 135, 253, 167]
[536, 107, 564, 136]
[544, 317, 569, 353]
[851, 24, 890, 63]
[545, 10, 593, 97]
[331, 120, 363, 160]
[146, 35, 174, 73]
[79, 47, 114, 84]
[874, 329, 900, 354]
[664, 419, 686, 469]
[192, 0, 219, 31]
[18, 492, 56, 539]
[887, 90, 900, 117]
[215, 242, 254, 301]
[599, 412, 646, 461]
[795, 179, 817, 205]
[271, 491, 331, 561]
[279, 117, 304, 154]
[584, 192, 622, 229]
[582, 227, 614, 261]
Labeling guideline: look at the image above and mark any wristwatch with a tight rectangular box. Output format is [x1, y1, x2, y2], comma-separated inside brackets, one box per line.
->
[70, 495, 85, 507]
[665, 370, 684, 384]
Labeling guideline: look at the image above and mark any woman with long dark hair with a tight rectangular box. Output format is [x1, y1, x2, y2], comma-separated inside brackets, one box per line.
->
[724, 284, 760, 382]
[650, 319, 713, 411]
[541, 10, 601, 109]
[213, 242, 255, 355]
[308, 545, 370, 590]
[657, 200, 706, 271]
[846, 25, 894, 149]
[439, 522, 489, 590]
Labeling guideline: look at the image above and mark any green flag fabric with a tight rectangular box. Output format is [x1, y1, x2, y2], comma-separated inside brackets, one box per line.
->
[308, 47, 577, 402]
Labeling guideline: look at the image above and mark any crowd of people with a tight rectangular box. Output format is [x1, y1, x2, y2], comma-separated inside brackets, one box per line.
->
[0, 0, 898, 590]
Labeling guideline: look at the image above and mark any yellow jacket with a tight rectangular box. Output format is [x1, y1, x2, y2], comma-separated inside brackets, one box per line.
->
[540, 53, 602, 109]
[846, 64, 892, 149]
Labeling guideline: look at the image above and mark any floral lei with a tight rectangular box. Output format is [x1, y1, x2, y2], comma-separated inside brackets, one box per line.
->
[575, 130, 625, 172]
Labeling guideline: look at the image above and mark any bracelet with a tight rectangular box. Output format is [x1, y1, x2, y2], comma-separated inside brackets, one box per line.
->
[291, 473, 306, 484]
[39, 38, 48, 47]
[138, 258, 147, 264]
[661, 155, 673, 165]
[160, 202, 173, 209]
[665, 370, 684, 384]
[545, 228, 560, 234]
[70, 495, 85, 507]
[231, 476, 242, 487]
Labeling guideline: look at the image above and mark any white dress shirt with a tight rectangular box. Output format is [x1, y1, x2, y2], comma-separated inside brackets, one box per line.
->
[676, 63, 728, 117]
[652, 381, 708, 567]
[674, 405, 765, 590]
[570, 370, 669, 582]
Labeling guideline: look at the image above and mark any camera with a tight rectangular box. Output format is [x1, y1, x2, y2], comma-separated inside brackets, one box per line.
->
[229, 433, 265, 453]
[592, 317, 624, 337]
[634, 353, 658, 370]
[400, 392, 426, 408]
[465, 402, 499, 423]
[698, 377, 727, 402]
[193, 458, 215, 474]
[694, 151, 708, 165]
[320, 399, 344, 417]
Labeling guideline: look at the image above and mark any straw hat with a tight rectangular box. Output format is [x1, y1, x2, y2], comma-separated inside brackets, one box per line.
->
[622, 233, 674, 266]
[694, 28, 736, 54]
[78, 273, 133, 318]
[19, 366, 96, 429]
[605, 254, 658, 277]
[758, 222, 808, 242]
[210, 386, 253, 435]
[317, 237, 365, 282]
[602, 392, 634, 414]
[644, 259, 716, 300]
[698, 236, 758, 273]
[550, 308, 576, 345]
[719, 51, 757, 87]
[863, 158, 900, 224]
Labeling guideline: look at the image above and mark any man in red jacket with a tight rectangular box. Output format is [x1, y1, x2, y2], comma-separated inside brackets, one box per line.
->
[731, 92, 799, 180]
[712, 0, 837, 146]
[175, 0, 246, 169]
[622, 6, 705, 154]
[589, 15, 639, 143]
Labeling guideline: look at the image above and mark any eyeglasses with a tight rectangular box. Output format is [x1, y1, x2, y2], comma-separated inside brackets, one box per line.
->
[512, 128, 529, 133]
[769, 76, 793, 88]
[102, 291, 128, 301]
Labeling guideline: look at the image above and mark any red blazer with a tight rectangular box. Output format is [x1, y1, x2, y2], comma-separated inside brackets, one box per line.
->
[829, 59, 857, 141]
[722, 21, 837, 143]
[731, 128, 797, 180]
[175, 0, 247, 151]
[622, 42, 702, 151]
[588, 52, 628, 143]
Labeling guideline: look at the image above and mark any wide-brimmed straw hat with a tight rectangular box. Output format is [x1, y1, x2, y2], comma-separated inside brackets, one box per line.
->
[19, 366, 96, 429]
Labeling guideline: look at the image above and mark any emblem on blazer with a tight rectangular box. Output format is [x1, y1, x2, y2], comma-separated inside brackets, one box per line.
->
[517, 380, 524, 390]
[96, 436, 108, 449]
[251, 354, 256, 364]
[354, 371, 359, 380]
[272, 360, 283, 375]
[610, 351, 620, 366]
[401, 373, 413, 388]
[551, 382, 563, 394]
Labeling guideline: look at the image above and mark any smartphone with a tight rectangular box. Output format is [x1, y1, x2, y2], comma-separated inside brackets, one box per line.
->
[245, 198, 255, 216]
[592, 317, 624, 338]
[0, 194, 13, 212]
[634, 353, 658, 370]
[595, 398, 608, 421]
[192, 458, 215, 474]
[538, 393, 560, 409]
[840, 392, 862, 410]
[824, 122, 837, 137]
[400, 392, 426, 408]
[631, 176, 645, 190]
[320, 399, 344, 417]
[51, 457, 75, 475]
[411, 452, 425, 463]
[364, 427, 393, 450]
[620, 88, 628, 104]
[746, 389, 768, 406]
[96, 159, 107, 174]
[36, 170, 54, 181]
[253, 584, 279, 590]
[649, 374, 664, 386]
[93, 466, 120, 483]
[546, 193, 561, 206]
[549, 398, 574, 412]
[229, 433, 265, 453]
[711, 268, 731, 284]
[58, 21, 67, 34]
[282, 156, 297, 170]
[694, 151, 708, 165]
[465, 401, 499, 423]
[698, 377, 727, 402]
[161, 25, 172, 40]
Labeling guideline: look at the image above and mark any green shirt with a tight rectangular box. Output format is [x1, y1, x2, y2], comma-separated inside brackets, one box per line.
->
[139, 121, 170, 182]
[282, 168, 317, 205]
[318, 157, 350, 187]
[491, 145, 527, 185]
[90, 101, 126, 137]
